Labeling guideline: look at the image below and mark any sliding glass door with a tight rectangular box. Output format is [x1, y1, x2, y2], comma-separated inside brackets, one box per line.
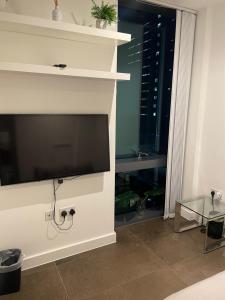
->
[116, 0, 176, 226]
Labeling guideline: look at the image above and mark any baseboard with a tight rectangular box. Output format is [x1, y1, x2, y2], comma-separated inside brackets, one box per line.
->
[23, 232, 116, 270]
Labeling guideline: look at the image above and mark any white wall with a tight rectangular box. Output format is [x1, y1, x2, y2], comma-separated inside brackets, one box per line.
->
[0, 0, 117, 269]
[183, 2, 225, 199]
[197, 2, 225, 196]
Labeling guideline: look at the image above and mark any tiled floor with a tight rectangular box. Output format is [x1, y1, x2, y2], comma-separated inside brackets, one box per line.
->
[3, 218, 225, 300]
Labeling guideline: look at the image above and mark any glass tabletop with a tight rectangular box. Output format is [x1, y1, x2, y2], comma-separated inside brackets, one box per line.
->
[177, 196, 225, 220]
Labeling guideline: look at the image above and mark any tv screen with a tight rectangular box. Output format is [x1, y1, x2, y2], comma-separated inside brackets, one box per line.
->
[0, 114, 110, 186]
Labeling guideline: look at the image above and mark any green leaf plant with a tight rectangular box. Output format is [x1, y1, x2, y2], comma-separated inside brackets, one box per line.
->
[91, 0, 117, 25]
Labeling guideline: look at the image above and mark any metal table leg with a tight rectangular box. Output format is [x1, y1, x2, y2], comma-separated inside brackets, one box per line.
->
[174, 202, 200, 233]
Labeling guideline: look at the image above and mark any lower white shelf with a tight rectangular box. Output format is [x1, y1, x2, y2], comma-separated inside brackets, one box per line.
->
[0, 62, 130, 81]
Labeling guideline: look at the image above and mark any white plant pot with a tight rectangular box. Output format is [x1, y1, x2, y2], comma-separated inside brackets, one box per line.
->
[96, 19, 107, 29]
[0, 0, 7, 11]
[52, 6, 63, 22]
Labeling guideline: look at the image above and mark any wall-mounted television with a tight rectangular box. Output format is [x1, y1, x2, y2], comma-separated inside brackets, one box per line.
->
[0, 114, 110, 186]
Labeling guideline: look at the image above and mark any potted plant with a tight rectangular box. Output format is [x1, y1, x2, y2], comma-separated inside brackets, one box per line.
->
[91, 0, 117, 29]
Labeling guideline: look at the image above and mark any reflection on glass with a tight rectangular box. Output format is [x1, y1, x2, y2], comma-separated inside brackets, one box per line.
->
[115, 168, 166, 226]
[117, 0, 176, 158]
[0, 115, 110, 185]
[116, 0, 176, 225]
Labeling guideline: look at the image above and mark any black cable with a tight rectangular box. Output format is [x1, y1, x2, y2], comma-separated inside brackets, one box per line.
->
[52, 179, 66, 228]
[58, 218, 74, 231]
[211, 190, 215, 212]
[52, 177, 78, 231]
[61, 175, 81, 182]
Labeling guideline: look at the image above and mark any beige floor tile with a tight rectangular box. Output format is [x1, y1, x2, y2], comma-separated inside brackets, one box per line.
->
[128, 218, 204, 261]
[1, 263, 68, 300]
[171, 247, 225, 285]
[57, 228, 164, 300]
[85, 268, 186, 300]
[143, 229, 202, 265]
[186, 227, 206, 251]
[128, 218, 174, 242]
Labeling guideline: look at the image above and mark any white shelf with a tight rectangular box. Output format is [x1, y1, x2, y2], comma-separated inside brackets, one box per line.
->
[0, 12, 131, 46]
[0, 62, 130, 81]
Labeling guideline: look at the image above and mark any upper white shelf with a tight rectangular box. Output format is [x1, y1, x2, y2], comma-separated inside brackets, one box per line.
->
[0, 12, 131, 46]
[0, 62, 130, 81]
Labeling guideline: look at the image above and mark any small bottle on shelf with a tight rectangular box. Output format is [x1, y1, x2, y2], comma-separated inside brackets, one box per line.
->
[52, 0, 63, 22]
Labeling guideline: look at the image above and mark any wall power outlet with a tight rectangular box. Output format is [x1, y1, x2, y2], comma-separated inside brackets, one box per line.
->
[45, 207, 75, 222]
[59, 206, 76, 220]
[211, 188, 223, 201]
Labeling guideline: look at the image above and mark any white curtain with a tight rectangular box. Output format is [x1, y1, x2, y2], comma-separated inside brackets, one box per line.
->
[165, 10, 196, 217]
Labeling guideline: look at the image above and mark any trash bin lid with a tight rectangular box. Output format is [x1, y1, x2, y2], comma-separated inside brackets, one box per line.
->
[0, 249, 22, 273]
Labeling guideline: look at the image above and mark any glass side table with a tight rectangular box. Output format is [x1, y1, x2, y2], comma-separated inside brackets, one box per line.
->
[174, 196, 225, 253]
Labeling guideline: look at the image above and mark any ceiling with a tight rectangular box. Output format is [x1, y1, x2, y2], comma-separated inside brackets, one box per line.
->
[151, 0, 225, 10]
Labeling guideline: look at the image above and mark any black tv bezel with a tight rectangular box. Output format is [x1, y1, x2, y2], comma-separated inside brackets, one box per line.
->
[0, 114, 110, 186]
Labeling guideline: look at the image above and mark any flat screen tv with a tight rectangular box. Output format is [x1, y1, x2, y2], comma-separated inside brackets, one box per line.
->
[0, 114, 110, 186]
